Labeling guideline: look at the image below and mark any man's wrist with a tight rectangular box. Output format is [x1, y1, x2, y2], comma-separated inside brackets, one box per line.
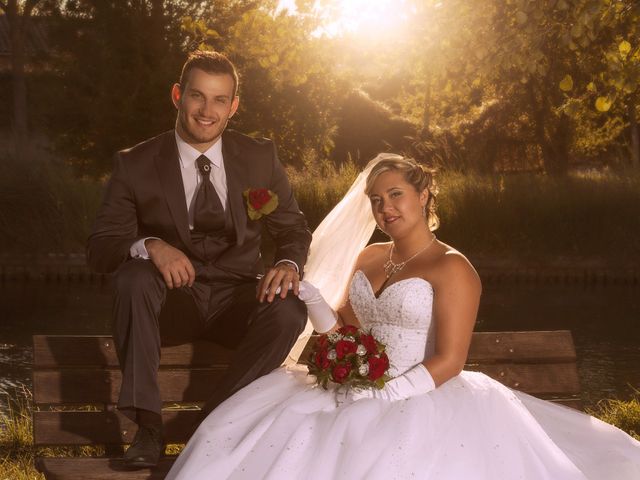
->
[130, 236, 161, 260]
[144, 238, 161, 255]
[274, 259, 299, 273]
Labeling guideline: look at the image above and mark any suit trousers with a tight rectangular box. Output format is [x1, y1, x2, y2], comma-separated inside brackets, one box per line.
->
[111, 259, 307, 422]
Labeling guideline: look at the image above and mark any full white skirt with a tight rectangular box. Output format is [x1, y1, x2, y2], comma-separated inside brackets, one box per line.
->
[167, 366, 640, 480]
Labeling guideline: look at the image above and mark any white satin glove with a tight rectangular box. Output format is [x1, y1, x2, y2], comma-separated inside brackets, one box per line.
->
[348, 364, 436, 402]
[297, 280, 338, 333]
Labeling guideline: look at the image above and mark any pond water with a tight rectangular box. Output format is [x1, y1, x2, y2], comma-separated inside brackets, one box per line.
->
[1, 280, 639, 410]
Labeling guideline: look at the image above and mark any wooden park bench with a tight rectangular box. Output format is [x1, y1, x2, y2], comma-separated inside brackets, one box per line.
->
[32, 330, 581, 480]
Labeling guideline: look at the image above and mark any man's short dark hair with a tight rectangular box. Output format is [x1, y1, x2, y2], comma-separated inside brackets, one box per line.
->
[179, 50, 239, 96]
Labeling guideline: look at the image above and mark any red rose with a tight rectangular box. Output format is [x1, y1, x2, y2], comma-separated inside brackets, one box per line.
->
[331, 362, 352, 384]
[248, 188, 272, 210]
[367, 354, 389, 381]
[317, 335, 329, 349]
[338, 325, 358, 336]
[335, 339, 358, 359]
[360, 334, 377, 354]
[314, 349, 330, 369]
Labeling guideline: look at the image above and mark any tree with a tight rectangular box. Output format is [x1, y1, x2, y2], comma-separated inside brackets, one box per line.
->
[45, 0, 188, 175]
[185, 1, 343, 167]
[349, 0, 636, 174]
[562, 1, 640, 168]
[0, 0, 45, 160]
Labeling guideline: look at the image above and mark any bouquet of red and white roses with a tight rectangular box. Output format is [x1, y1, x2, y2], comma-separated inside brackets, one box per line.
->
[306, 325, 391, 390]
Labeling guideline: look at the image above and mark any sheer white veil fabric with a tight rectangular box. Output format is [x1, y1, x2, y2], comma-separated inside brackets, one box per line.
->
[286, 153, 404, 364]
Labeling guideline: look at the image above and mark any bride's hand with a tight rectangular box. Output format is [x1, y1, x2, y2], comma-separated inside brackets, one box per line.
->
[296, 280, 338, 333]
[348, 364, 436, 402]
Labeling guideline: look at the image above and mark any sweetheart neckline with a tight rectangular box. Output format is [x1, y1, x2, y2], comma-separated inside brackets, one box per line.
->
[354, 270, 433, 300]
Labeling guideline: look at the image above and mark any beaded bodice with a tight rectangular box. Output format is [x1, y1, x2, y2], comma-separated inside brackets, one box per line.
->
[349, 270, 436, 377]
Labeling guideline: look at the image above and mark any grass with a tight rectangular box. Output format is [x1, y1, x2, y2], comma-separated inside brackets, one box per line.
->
[587, 390, 640, 441]
[435, 168, 640, 262]
[1, 385, 639, 479]
[287, 158, 361, 229]
[0, 386, 43, 480]
[1, 149, 640, 262]
[290, 163, 640, 262]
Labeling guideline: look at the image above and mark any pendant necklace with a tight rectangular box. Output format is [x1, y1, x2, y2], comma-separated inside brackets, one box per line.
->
[383, 234, 437, 279]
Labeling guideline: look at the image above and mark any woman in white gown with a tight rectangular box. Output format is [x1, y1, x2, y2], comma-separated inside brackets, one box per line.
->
[167, 155, 640, 479]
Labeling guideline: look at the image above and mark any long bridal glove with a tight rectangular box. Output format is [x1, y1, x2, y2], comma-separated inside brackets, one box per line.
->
[349, 364, 436, 402]
[297, 281, 338, 333]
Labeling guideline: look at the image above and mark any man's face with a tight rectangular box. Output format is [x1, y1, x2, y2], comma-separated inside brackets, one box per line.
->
[172, 68, 239, 151]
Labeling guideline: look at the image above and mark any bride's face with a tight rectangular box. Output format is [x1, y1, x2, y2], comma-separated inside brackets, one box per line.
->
[368, 170, 428, 237]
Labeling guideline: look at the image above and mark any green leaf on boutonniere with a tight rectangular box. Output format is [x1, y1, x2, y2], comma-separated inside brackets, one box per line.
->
[243, 188, 279, 220]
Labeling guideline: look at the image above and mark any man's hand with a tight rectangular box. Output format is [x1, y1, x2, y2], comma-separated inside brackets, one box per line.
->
[145, 239, 195, 289]
[257, 262, 300, 302]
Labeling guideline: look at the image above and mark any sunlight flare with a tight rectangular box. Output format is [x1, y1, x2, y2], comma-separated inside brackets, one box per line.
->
[279, 0, 414, 37]
[322, 0, 412, 36]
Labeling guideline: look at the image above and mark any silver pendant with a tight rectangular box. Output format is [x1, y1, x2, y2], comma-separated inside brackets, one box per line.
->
[383, 259, 405, 279]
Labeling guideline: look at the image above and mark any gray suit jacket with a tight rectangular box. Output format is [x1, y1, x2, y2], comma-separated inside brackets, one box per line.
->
[87, 129, 312, 277]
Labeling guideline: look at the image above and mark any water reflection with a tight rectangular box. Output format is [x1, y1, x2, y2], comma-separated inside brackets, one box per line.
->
[478, 282, 640, 405]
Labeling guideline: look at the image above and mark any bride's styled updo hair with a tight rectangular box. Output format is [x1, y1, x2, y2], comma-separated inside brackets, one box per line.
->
[364, 156, 440, 232]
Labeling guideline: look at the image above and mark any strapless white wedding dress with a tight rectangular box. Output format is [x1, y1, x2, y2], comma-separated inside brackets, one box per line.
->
[167, 271, 640, 479]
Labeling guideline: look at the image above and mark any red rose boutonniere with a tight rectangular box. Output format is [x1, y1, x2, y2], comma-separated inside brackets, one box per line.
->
[243, 187, 278, 220]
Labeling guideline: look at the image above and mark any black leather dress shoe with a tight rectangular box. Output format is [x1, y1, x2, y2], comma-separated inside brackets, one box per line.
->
[123, 425, 164, 469]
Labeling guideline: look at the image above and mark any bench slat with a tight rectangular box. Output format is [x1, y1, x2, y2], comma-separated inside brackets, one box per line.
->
[34, 410, 199, 446]
[34, 331, 576, 368]
[467, 330, 577, 363]
[466, 362, 581, 395]
[33, 368, 227, 404]
[33, 361, 580, 406]
[36, 457, 175, 480]
[33, 335, 234, 368]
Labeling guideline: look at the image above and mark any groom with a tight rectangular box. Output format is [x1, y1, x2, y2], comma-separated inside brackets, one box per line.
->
[87, 50, 312, 468]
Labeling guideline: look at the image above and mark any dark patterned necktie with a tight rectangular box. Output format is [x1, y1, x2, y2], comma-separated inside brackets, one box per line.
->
[193, 155, 225, 233]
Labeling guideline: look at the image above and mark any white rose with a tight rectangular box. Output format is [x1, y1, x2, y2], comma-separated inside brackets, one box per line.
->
[327, 349, 337, 360]
[358, 364, 370, 376]
[356, 344, 367, 356]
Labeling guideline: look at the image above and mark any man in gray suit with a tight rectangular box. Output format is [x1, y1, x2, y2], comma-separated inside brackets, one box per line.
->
[87, 50, 312, 469]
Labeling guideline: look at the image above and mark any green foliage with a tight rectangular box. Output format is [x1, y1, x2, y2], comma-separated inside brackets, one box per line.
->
[17, 0, 640, 175]
[0, 152, 102, 254]
[436, 169, 640, 259]
[315, 0, 639, 173]
[589, 391, 640, 441]
[42, 0, 188, 175]
[287, 152, 359, 229]
[0, 386, 45, 480]
[180, 1, 342, 167]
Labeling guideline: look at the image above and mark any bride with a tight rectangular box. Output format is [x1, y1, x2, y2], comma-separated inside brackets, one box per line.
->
[166, 154, 640, 479]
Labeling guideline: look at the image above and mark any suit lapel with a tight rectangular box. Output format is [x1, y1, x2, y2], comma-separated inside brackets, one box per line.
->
[222, 133, 247, 245]
[154, 133, 199, 257]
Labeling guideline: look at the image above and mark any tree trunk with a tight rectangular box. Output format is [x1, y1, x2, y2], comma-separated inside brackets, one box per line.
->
[528, 81, 569, 175]
[630, 100, 640, 169]
[7, 0, 30, 161]
[422, 78, 432, 129]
